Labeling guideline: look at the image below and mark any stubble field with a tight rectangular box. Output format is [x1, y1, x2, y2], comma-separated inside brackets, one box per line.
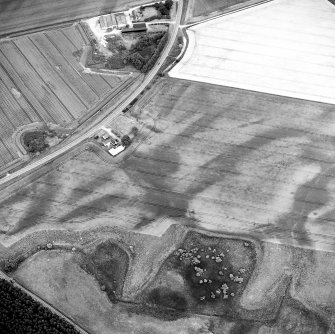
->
[172, 0, 335, 105]
[0, 0, 149, 36]
[0, 24, 129, 171]
[1, 78, 335, 252]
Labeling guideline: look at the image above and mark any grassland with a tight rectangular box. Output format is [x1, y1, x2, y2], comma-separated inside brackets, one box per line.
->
[0, 0, 149, 36]
[5, 226, 330, 333]
[0, 24, 129, 171]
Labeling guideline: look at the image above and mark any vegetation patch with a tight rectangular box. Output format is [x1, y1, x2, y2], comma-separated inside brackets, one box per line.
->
[105, 31, 167, 72]
[72, 49, 83, 59]
[143, 232, 257, 318]
[135, 0, 173, 22]
[22, 127, 68, 156]
[0, 278, 79, 334]
[80, 240, 129, 302]
[23, 131, 50, 154]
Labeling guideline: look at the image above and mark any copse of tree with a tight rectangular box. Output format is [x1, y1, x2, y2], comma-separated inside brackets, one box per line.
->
[134, 32, 165, 52]
[141, 32, 168, 73]
[125, 52, 146, 70]
[0, 279, 80, 334]
[154, 0, 173, 15]
[165, 0, 173, 10]
[23, 131, 49, 153]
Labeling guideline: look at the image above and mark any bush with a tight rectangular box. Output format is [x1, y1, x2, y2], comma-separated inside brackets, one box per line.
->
[141, 32, 168, 73]
[121, 135, 132, 147]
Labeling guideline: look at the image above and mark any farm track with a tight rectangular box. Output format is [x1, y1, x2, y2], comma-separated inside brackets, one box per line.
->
[44, 31, 111, 96]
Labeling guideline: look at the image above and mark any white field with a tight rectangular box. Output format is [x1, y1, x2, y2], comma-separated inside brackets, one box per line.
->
[170, 0, 335, 105]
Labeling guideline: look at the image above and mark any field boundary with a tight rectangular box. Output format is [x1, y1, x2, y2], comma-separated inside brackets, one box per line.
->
[186, 0, 274, 25]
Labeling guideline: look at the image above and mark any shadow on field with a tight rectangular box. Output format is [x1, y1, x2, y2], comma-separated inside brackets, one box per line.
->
[261, 143, 335, 249]
[128, 100, 316, 246]
[5, 173, 57, 235]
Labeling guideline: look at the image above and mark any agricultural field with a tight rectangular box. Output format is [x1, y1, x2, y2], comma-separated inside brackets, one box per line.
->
[2, 77, 335, 252]
[0, 23, 130, 171]
[0, 0, 149, 36]
[173, 0, 335, 105]
[186, 0, 265, 21]
[1, 77, 335, 332]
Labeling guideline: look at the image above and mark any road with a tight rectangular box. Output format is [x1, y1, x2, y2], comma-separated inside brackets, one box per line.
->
[0, 0, 183, 187]
[0, 270, 91, 334]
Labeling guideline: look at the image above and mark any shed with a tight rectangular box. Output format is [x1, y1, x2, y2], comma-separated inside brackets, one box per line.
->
[109, 145, 126, 156]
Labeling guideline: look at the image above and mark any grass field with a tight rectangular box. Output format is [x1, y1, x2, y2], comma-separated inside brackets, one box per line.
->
[2, 78, 335, 253]
[0, 24, 128, 171]
[10, 229, 332, 333]
[11, 248, 227, 334]
[0, 0, 149, 36]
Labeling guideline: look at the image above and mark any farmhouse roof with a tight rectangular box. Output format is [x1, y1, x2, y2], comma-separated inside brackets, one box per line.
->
[133, 22, 146, 29]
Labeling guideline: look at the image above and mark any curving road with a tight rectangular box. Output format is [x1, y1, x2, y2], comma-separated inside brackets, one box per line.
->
[0, 0, 183, 187]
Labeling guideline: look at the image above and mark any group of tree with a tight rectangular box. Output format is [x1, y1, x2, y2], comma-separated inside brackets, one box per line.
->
[23, 131, 49, 154]
[134, 32, 165, 51]
[125, 32, 168, 73]
[154, 0, 174, 15]
[141, 32, 168, 73]
[0, 279, 80, 334]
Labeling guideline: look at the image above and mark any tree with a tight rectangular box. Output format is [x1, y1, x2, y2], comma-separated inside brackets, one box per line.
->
[121, 135, 132, 147]
[0, 279, 80, 334]
[165, 0, 173, 10]
[131, 127, 139, 136]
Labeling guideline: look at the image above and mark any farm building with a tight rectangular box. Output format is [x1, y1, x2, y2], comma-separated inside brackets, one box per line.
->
[115, 13, 127, 26]
[122, 22, 147, 33]
[108, 145, 125, 156]
[99, 13, 127, 30]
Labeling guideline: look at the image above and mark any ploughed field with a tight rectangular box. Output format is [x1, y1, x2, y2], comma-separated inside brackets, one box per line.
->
[0, 0, 148, 36]
[2, 78, 335, 250]
[192, 0, 262, 17]
[0, 24, 127, 170]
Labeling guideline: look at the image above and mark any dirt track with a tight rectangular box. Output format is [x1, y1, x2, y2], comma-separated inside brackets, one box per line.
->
[0, 0, 148, 36]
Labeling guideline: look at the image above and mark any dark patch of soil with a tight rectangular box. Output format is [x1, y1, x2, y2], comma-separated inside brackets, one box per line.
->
[79, 240, 129, 302]
[147, 287, 188, 311]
